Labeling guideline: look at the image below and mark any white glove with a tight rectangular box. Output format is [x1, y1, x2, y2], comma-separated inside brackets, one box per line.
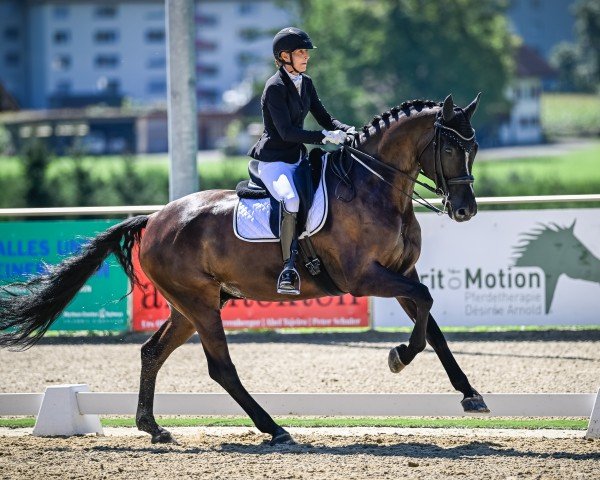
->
[321, 129, 347, 145]
[345, 126, 357, 135]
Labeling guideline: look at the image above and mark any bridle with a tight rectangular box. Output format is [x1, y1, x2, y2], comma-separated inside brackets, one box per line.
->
[331, 111, 477, 215]
[430, 111, 477, 201]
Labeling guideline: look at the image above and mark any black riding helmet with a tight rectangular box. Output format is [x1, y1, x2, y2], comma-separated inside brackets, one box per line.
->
[272, 27, 316, 72]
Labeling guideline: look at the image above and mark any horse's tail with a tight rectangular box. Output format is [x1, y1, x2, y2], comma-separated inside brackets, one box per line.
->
[0, 215, 149, 350]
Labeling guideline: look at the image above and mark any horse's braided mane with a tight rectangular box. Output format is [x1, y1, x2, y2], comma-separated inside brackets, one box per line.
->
[354, 99, 442, 146]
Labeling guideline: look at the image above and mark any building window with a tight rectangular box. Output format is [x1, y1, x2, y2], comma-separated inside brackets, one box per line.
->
[196, 39, 217, 51]
[94, 30, 119, 44]
[4, 26, 19, 42]
[53, 6, 69, 20]
[96, 76, 120, 92]
[147, 56, 166, 69]
[196, 64, 219, 76]
[196, 14, 218, 26]
[197, 88, 219, 104]
[238, 27, 263, 41]
[52, 54, 71, 71]
[4, 52, 20, 68]
[101, 78, 120, 93]
[95, 54, 119, 69]
[145, 29, 165, 43]
[147, 79, 166, 94]
[53, 30, 71, 45]
[237, 51, 261, 66]
[239, 3, 257, 15]
[95, 6, 118, 18]
[55, 80, 72, 94]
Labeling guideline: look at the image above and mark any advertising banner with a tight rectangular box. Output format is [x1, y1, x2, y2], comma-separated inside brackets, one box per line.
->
[373, 209, 600, 327]
[0, 220, 129, 330]
[131, 245, 369, 331]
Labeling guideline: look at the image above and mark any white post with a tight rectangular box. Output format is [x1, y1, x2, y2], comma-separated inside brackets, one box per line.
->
[585, 387, 600, 439]
[33, 384, 103, 437]
[166, 0, 198, 200]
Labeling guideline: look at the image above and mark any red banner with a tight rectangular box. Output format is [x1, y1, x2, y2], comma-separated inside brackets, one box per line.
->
[132, 248, 369, 331]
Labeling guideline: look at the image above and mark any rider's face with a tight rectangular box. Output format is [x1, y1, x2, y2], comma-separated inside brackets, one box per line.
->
[282, 49, 310, 73]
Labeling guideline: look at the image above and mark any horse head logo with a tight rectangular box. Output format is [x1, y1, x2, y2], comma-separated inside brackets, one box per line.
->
[512, 220, 600, 313]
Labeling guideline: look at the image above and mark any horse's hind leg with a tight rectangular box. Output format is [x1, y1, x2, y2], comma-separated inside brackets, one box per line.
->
[176, 290, 294, 445]
[136, 307, 195, 443]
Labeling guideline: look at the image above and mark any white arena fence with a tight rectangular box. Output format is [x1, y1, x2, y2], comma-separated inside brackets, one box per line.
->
[0, 385, 598, 439]
[1, 194, 600, 217]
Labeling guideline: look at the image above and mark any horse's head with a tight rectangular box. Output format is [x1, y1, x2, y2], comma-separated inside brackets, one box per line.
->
[418, 94, 480, 222]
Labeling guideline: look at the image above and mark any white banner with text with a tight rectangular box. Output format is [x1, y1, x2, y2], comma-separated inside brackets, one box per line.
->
[373, 208, 600, 326]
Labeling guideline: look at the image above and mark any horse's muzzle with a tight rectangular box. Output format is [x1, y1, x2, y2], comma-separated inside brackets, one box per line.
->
[449, 202, 477, 222]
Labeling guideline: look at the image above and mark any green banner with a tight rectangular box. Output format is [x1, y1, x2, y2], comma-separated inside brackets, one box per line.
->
[0, 220, 129, 331]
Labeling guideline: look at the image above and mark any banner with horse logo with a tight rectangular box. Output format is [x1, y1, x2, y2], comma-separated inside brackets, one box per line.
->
[374, 208, 600, 326]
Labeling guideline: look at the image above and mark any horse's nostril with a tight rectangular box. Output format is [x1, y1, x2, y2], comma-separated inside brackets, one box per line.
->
[457, 208, 467, 217]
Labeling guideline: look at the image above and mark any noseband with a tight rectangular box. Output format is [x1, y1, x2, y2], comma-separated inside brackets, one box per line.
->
[333, 111, 477, 215]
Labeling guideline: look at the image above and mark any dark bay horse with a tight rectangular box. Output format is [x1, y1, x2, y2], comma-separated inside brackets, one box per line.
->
[0, 94, 489, 445]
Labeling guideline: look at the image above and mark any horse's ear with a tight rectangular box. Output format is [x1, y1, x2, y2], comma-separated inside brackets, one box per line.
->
[569, 219, 576, 231]
[464, 92, 482, 121]
[442, 94, 454, 122]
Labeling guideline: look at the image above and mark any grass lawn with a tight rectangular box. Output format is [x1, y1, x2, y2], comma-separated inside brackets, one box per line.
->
[1, 140, 598, 208]
[0, 416, 587, 430]
[541, 93, 600, 138]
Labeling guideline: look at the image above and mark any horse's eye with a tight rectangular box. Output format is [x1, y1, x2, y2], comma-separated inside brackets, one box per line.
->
[444, 148, 452, 154]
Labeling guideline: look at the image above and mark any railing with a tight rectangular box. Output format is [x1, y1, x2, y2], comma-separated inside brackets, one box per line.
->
[1, 386, 599, 438]
[0, 194, 599, 217]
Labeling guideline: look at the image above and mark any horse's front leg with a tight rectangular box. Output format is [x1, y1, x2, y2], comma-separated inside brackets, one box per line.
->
[352, 263, 432, 369]
[395, 269, 489, 413]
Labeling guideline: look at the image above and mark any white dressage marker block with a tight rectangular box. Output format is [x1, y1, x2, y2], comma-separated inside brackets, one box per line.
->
[585, 387, 600, 439]
[33, 384, 103, 437]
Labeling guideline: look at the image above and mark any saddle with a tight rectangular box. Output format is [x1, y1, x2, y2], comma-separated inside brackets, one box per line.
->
[235, 148, 325, 237]
[233, 148, 343, 296]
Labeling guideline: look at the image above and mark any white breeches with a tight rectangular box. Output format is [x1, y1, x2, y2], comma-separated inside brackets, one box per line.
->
[257, 156, 303, 213]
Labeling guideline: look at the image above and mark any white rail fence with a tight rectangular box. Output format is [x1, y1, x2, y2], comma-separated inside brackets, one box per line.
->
[1, 385, 598, 439]
[0, 194, 599, 218]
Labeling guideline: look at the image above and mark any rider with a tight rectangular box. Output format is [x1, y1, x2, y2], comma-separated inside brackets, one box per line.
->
[248, 27, 355, 295]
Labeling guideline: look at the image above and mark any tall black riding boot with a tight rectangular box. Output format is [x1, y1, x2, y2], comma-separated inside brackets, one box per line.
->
[277, 203, 300, 295]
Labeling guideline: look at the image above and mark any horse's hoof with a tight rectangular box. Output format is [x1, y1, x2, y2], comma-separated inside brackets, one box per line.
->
[461, 394, 490, 415]
[270, 428, 295, 446]
[151, 428, 178, 444]
[388, 346, 406, 373]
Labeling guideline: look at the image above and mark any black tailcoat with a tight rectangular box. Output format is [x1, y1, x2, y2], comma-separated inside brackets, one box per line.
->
[248, 66, 351, 163]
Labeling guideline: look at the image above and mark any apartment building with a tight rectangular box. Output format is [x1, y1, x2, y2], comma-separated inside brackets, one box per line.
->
[0, 0, 292, 110]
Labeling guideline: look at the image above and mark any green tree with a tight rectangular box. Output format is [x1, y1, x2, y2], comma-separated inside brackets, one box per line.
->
[573, 0, 600, 90]
[551, 42, 581, 91]
[550, 0, 599, 93]
[114, 155, 148, 205]
[287, 0, 514, 127]
[70, 149, 96, 207]
[21, 140, 52, 207]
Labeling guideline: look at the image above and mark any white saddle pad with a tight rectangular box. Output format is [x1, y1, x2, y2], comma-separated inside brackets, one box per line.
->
[233, 154, 329, 243]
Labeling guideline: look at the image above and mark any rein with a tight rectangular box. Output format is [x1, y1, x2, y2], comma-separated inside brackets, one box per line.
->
[331, 112, 476, 215]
